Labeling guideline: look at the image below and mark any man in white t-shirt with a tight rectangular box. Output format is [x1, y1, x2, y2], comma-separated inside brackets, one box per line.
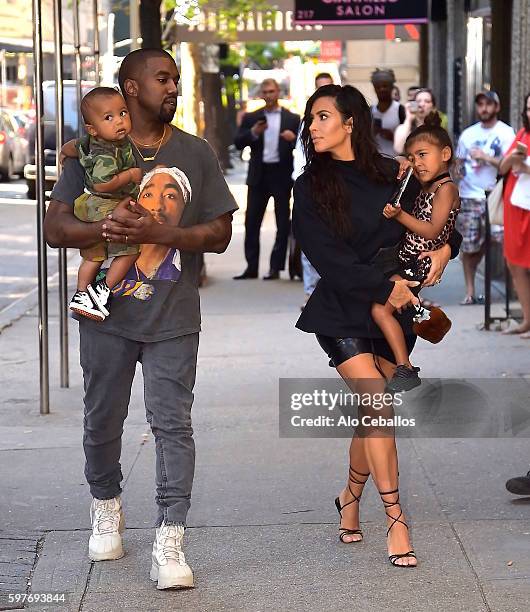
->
[455, 91, 515, 304]
[370, 68, 406, 157]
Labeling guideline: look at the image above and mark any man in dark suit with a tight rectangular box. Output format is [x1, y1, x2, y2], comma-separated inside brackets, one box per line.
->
[233, 79, 300, 279]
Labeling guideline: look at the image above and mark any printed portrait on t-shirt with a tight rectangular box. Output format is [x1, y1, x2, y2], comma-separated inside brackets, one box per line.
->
[112, 166, 192, 301]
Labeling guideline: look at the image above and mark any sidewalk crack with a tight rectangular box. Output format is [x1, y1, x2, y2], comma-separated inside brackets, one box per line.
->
[412, 440, 491, 611]
[26, 532, 46, 601]
[122, 429, 150, 490]
[78, 561, 94, 612]
[448, 522, 492, 612]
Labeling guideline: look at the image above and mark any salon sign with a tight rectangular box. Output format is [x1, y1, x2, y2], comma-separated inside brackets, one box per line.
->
[293, 0, 428, 25]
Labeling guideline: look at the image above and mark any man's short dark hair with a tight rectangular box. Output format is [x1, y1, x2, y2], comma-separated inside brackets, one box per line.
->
[371, 68, 396, 85]
[315, 72, 333, 84]
[118, 48, 175, 97]
[80, 86, 122, 123]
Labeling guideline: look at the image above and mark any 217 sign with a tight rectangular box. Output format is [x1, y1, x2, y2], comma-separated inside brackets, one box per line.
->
[293, 0, 428, 25]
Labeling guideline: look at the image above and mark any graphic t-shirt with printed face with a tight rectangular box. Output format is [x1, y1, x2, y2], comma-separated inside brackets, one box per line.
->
[51, 127, 238, 342]
[456, 120, 515, 199]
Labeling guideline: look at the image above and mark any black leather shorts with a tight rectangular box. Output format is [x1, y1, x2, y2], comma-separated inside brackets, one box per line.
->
[316, 334, 416, 368]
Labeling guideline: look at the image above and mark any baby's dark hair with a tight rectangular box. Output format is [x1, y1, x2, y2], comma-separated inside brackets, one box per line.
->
[405, 111, 455, 164]
[81, 87, 123, 124]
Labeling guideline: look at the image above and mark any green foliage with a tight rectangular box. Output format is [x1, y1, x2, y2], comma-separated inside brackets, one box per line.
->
[244, 43, 288, 68]
[164, 0, 276, 41]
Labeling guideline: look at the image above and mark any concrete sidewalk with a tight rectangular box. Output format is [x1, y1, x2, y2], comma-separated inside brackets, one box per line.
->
[1, 194, 530, 611]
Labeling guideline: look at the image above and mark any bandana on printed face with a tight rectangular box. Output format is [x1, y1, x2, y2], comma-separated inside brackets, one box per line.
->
[139, 166, 192, 204]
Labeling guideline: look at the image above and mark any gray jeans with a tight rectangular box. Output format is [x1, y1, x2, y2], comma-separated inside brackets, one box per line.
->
[79, 321, 199, 526]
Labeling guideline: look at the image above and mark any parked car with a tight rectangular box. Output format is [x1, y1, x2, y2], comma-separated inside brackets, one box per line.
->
[24, 80, 94, 199]
[1, 110, 30, 172]
[9, 110, 32, 139]
[0, 110, 29, 181]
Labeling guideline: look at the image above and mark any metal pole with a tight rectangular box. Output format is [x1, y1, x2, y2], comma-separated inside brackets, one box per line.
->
[32, 0, 50, 415]
[130, 0, 140, 50]
[102, 12, 115, 85]
[0, 50, 7, 108]
[484, 193, 491, 331]
[54, 0, 69, 388]
[73, 0, 83, 136]
[93, 0, 100, 85]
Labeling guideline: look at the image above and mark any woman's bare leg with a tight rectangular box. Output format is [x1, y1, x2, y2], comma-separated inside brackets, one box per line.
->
[336, 353, 417, 566]
[335, 436, 369, 542]
[507, 262, 530, 333]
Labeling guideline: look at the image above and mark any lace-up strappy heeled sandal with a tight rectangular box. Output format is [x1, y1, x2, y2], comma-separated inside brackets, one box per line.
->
[379, 487, 417, 567]
[334, 466, 369, 544]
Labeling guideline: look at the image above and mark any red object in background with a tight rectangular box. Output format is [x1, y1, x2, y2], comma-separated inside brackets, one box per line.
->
[405, 24, 420, 40]
[320, 40, 342, 62]
[0, 131, 6, 144]
[385, 23, 420, 41]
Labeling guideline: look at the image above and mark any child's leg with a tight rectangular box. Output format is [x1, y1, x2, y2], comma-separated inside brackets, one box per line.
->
[78, 260, 103, 291]
[105, 254, 139, 288]
[371, 303, 412, 367]
[371, 274, 413, 367]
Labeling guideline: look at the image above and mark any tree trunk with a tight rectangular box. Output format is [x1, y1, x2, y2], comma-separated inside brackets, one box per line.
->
[189, 44, 203, 135]
[200, 44, 230, 171]
[202, 71, 227, 169]
[140, 0, 162, 49]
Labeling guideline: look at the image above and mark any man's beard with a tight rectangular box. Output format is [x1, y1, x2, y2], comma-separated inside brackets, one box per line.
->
[159, 105, 176, 123]
[159, 97, 177, 123]
[479, 110, 496, 122]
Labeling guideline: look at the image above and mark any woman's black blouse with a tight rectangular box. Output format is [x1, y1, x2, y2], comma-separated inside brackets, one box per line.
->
[292, 159, 461, 339]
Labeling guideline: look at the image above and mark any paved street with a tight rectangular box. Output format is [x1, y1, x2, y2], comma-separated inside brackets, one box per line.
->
[0, 178, 33, 204]
[0, 172, 529, 611]
[0, 188, 78, 330]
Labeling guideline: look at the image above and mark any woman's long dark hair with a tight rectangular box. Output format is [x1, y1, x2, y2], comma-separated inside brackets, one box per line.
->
[301, 84, 394, 238]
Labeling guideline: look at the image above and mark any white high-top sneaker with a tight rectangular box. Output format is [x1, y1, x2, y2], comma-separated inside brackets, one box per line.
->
[150, 523, 194, 589]
[88, 496, 125, 561]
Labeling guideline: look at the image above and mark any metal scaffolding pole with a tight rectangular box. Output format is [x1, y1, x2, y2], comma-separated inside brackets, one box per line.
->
[32, 0, 50, 415]
[54, 0, 69, 388]
[130, 0, 141, 50]
[73, 0, 83, 136]
[93, 0, 100, 85]
[0, 50, 7, 108]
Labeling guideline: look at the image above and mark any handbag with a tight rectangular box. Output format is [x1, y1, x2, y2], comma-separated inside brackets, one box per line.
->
[487, 178, 504, 226]
[413, 306, 452, 344]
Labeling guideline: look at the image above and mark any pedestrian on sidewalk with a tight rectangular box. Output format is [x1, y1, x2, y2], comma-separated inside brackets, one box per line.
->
[233, 78, 300, 280]
[393, 88, 447, 155]
[498, 92, 530, 338]
[44, 48, 238, 590]
[293, 85, 462, 568]
[292, 72, 334, 310]
[370, 68, 405, 157]
[455, 91, 515, 305]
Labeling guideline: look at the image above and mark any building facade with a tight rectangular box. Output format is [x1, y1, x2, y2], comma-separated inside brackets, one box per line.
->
[429, 0, 530, 136]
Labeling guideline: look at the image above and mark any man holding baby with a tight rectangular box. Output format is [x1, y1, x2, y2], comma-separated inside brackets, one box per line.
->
[44, 48, 237, 590]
